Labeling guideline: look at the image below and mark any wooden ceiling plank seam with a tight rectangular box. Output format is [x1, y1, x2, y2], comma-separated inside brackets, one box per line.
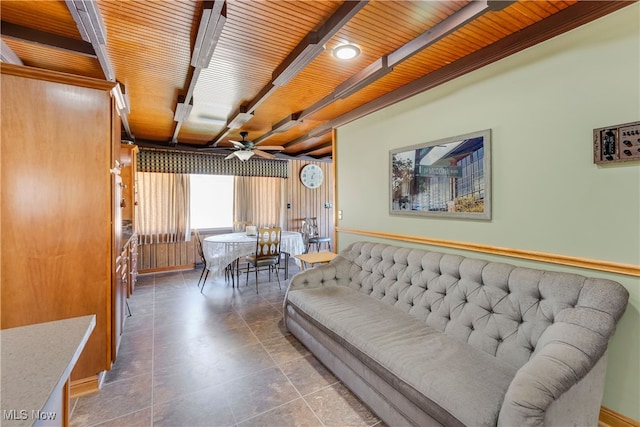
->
[451, 26, 499, 49]
[103, 0, 198, 22]
[242, 3, 335, 29]
[370, 1, 466, 27]
[101, 9, 196, 29]
[501, 5, 539, 27]
[330, 18, 422, 55]
[472, 14, 516, 38]
[351, 10, 435, 41]
[518, 1, 560, 20]
[479, 11, 523, 34]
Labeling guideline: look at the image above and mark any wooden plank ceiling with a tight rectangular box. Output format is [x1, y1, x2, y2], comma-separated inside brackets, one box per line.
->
[1, 0, 632, 160]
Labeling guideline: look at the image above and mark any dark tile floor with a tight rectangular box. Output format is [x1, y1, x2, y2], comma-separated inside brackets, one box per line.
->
[69, 262, 384, 427]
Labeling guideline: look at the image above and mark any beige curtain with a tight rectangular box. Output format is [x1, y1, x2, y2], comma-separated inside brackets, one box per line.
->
[136, 172, 190, 244]
[234, 176, 285, 228]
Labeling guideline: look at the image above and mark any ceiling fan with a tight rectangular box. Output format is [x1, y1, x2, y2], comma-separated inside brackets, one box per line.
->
[225, 132, 285, 161]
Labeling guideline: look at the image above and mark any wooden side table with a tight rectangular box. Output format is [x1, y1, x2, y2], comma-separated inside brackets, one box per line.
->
[295, 252, 338, 271]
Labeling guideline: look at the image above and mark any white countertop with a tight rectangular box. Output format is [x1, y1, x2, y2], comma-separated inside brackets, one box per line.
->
[1, 315, 96, 426]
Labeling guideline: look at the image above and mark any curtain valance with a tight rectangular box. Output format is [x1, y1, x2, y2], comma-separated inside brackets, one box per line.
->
[137, 147, 289, 178]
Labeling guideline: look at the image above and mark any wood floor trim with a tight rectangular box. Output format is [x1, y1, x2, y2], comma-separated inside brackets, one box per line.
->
[69, 375, 100, 398]
[138, 264, 195, 275]
[336, 228, 639, 277]
[600, 406, 640, 427]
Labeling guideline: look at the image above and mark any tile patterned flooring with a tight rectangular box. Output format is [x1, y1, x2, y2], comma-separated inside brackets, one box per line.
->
[69, 264, 384, 427]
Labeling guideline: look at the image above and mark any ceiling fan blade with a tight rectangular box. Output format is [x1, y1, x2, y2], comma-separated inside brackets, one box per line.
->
[252, 149, 275, 159]
[256, 145, 285, 151]
[229, 140, 246, 149]
[225, 152, 238, 160]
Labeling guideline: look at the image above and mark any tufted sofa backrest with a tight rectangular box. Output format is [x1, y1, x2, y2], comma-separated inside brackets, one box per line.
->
[336, 242, 628, 369]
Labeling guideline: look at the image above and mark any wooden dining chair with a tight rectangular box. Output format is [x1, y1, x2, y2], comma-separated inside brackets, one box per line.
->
[245, 227, 281, 293]
[301, 217, 331, 253]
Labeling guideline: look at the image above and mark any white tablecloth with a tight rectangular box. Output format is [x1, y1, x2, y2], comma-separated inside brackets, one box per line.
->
[203, 231, 305, 275]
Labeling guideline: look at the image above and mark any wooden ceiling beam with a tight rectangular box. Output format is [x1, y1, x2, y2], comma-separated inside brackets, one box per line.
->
[290, 0, 496, 148]
[0, 21, 95, 57]
[271, 0, 369, 87]
[282, 0, 631, 154]
[239, 1, 369, 144]
[388, 0, 490, 67]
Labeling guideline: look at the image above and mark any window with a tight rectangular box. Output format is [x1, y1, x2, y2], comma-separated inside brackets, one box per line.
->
[189, 174, 234, 230]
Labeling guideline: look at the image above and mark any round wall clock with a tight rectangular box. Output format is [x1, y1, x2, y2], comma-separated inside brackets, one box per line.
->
[300, 164, 324, 189]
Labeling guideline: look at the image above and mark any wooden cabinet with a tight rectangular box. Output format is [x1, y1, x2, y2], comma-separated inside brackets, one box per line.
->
[128, 236, 139, 295]
[113, 244, 128, 359]
[1, 64, 118, 390]
[120, 143, 138, 228]
[120, 142, 139, 293]
[112, 233, 137, 359]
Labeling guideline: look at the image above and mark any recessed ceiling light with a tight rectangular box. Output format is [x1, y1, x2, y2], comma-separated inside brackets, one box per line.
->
[333, 43, 360, 60]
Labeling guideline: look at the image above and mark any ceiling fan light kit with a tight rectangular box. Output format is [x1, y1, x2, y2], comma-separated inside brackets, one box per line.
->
[221, 131, 285, 161]
[226, 150, 255, 161]
[333, 43, 360, 60]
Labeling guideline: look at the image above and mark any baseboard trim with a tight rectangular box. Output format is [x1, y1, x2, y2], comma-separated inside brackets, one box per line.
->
[600, 406, 640, 427]
[139, 264, 195, 274]
[336, 228, 639, 277]
[69, 375, 100, 398]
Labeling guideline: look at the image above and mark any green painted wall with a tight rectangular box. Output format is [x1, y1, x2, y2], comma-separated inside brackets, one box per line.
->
[336, 4, 640, 420]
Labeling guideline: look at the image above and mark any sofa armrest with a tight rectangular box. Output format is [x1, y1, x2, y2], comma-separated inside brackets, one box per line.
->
[498, 308, 619, 426]
[288, 264, 339, 291]
[284, 255, 352, 302]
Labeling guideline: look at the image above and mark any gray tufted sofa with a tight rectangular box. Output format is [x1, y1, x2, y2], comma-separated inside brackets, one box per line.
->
[283, 241, 629, 426]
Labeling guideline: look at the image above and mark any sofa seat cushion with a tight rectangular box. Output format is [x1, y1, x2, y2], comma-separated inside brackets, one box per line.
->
[287, 286, 518, 427]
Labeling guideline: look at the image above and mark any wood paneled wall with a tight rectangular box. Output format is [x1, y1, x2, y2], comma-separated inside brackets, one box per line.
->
[137, 239, 197, 273]
[284, 160, 334, 243]
[137, 158, 335, 273]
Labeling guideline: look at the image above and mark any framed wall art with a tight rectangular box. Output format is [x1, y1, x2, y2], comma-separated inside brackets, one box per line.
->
[390, 129, 491, 220]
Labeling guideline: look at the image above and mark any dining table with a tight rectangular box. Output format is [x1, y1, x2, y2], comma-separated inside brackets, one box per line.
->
[203, 231, 305, 280]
